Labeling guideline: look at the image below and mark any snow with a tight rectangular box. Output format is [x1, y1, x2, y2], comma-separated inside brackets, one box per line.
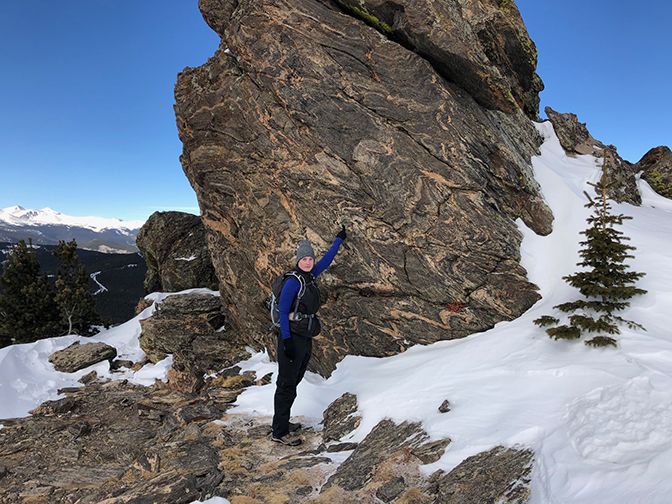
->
[1, 123, 672, 502]
[1, 243, 41, 257]
[90, 271, 108, 295]
[0, 206, 144, 234]
[0, 288, 215, 421]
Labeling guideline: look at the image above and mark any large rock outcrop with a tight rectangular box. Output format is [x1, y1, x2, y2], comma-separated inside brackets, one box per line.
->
[175, 0, 554, 376]
[136, 211, 218, 294]
[544, 107, 641, 205]
[544, 108, 672, 204]
[637, 146, 672, 199]
[331, 0, 544, 118]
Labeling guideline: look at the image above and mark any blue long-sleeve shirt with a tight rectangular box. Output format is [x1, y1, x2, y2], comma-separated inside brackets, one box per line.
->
[278, 237, 343, 340]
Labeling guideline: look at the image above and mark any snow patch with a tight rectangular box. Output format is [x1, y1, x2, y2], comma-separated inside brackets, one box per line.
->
[175, 255, 197, 262]
[90, 271, 108, 295]
[566, 377, 672, 465]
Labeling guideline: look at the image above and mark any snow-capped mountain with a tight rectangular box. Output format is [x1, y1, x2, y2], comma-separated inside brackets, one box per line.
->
[0, 206, 144, 253]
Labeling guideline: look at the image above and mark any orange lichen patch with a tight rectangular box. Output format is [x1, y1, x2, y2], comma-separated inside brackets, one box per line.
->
[245, 464, 333, 504]
[229, 497, 261, 504]
[212, 375, 248, 388]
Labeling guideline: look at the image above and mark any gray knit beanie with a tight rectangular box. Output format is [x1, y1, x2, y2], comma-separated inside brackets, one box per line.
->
[296, 240, 315, 262]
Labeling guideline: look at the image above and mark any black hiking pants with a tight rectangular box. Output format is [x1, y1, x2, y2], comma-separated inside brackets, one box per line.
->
[272, 333, 312, 438]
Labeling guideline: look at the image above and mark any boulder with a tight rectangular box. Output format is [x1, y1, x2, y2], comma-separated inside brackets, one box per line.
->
[544, 106, 640, 205]
[158, 400, 223, 438]
[438, 399, 451, 413]
[139, 293, 250, 393]
[136, 211, 218, 294]
[433, 445, 534, 503]
[637, 146, 672, 199]
[321, 392, 362, 442]
[48, 341, 117, 373]
[543, 106, 599, 156]
[139, 293, 226, 363]
[376, 476, 407, 503]
[322, 418, 450, 493]
[175, 0, 554, 376]
[29, 397, 77, 416]
[97, 471, 199, 504]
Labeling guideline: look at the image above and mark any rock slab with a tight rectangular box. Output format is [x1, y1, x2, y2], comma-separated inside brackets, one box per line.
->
[433, 445, 534, 503]
[136, 211, 218, 294]
[48, 341, 117, 373]
[1, 378, 533, 503]
[637, 146, 672, 200]
[139, 292, 250, 394]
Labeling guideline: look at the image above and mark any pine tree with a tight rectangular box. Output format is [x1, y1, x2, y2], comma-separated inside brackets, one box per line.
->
[534, 152, 647, 347]
[52, 239, 102, 335]
[0, 240, 60, 346]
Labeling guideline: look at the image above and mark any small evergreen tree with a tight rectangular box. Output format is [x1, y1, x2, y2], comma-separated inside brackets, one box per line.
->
[534, 153, 647, 347]
[0, 240, 60, 346]
[52, 239, 102, 335]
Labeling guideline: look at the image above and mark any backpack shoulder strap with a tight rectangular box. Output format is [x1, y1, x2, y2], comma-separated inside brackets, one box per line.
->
[285, 271, 306, 299]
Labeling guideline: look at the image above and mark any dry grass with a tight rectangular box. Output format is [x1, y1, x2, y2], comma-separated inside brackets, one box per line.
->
[212, 375, 249, 388]
[396, 487, 433, 504]
[311, 485, 362, 504]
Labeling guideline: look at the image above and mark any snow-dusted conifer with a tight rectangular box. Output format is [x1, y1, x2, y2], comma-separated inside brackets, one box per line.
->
[0, 239, 60, 346]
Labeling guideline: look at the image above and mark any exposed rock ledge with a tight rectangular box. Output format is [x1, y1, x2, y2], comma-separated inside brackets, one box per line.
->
[0, 373, 533, 504]
[544, 107, 672, 205]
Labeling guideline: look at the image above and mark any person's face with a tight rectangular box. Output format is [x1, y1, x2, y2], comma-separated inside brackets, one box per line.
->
[298, 256, 314, 272]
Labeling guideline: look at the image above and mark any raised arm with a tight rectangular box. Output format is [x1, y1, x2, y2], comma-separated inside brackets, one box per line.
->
[313, 226, 347, 277]
[313, 238, 342, 277]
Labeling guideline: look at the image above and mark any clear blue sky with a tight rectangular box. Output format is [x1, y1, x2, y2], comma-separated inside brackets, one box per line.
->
[517, 0, 671, 162]
[0, 1, 219, 222]
[1, 1, 669, 222]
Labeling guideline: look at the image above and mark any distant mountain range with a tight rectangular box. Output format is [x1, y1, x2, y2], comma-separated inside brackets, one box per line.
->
[0, 206, 144, 254]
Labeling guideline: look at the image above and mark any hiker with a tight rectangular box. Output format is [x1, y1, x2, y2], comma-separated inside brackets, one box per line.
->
[271, 226, 347, 446]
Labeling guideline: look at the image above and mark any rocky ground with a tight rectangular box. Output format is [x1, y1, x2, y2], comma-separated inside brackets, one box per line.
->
[0, 359, 532, 504]
[0, 293, 533, 503]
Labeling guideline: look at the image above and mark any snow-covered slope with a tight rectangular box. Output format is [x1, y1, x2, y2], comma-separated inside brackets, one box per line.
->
[0, 206, 144, 253]
[1, 123, 671, 503]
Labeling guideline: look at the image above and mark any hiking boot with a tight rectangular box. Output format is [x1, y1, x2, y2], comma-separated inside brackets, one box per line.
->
[266, 422, 301, 435]
[271, 433, 302, 446]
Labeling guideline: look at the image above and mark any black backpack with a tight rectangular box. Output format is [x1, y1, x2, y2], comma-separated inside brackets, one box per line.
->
[267, 271, 306, 331]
